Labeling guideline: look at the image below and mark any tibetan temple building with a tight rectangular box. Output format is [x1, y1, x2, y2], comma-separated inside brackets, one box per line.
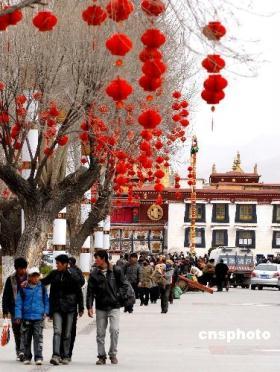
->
[110, 153, 280, 260]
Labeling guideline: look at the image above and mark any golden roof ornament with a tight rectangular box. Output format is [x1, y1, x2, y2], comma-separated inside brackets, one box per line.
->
[232, 151, 243, 173]
[212, 163, 217, 173]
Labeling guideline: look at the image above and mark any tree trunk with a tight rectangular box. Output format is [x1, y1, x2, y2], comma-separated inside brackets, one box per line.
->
[16, 211, 51, 267]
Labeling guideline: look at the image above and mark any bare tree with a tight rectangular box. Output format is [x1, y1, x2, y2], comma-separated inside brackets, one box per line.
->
[0, 0, 196, 264]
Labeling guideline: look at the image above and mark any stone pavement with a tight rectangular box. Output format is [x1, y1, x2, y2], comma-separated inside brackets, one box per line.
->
[1, 288, 280, 372]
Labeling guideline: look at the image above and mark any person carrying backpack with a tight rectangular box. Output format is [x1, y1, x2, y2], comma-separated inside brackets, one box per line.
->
[87, 249, 131, 366]
[14, 267, 49, 365]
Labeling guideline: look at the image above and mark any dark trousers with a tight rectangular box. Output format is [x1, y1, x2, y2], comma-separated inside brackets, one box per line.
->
[11, 316, 24, 356]
[216, 277, 225, 291]
[124, 283, 138, 313]
[150, 286, 160, 303]
[69, 311, 78, 358]
[21, 320, 43, 361]
[139, 287, 150, 305]
[160, 285, 171, 313]
[53, 312, 75, 359]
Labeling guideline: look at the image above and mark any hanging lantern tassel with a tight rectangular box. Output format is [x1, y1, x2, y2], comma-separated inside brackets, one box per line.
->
[211, 105, 215, 131]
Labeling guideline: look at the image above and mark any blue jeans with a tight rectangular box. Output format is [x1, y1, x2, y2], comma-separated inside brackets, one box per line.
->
[52, 312, 74, 359]
[96, 309, 120, 358]
[21, 320, 44, 361]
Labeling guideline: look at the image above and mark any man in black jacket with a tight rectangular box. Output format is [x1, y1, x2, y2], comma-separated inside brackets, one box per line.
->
[87, 250, 126, 365]
[215, 259, 229, 291]
[2, 257, 28, 361]
[41, 254, 84, 365]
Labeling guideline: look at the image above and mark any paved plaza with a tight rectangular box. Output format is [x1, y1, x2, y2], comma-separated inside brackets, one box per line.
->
[1, 288, 280, 372]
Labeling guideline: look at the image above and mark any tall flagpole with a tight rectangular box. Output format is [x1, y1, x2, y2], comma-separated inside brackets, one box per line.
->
[189, 136, 199, 256]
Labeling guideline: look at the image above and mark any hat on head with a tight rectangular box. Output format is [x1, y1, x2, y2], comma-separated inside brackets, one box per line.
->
[28, 267, 40, 276]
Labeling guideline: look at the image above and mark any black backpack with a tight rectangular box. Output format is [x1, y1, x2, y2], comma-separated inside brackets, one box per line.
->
[113, 267, 136, 308]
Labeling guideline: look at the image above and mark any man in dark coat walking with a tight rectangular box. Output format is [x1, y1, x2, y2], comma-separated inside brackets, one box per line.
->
[215, 259, 229, 292]
[41, 254, 84, 365]
[87, 250, 127, 365]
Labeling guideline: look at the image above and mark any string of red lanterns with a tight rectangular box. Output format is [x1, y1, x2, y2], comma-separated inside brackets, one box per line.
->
[201, 21, 228, 113]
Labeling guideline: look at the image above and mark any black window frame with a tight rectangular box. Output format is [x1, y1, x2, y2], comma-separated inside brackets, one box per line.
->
[272, 231, 280, 248]
[212, 230, 228, 248]
[235, 204, 257, 223]
[212, 204, 229, 223]
[235, 230, 255, 249]
[272, 205, 280, 223]
[184, 203, 206, 223]
[184, 227, 205, 248]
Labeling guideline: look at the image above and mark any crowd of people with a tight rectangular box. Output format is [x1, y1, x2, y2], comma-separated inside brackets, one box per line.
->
[1, 250, 229, 366]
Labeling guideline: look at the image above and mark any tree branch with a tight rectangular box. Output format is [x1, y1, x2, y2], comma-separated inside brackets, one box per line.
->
[0, 0, 47, 16]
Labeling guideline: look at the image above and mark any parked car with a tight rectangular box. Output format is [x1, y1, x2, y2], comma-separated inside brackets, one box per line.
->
[250, 263, 280, 290]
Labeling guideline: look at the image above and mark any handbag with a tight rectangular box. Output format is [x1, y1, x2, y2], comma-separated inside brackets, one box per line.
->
[1, 319, 11, 347]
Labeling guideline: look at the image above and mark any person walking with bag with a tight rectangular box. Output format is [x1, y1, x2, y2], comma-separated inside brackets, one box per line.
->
[87, 250, 130, 366]
[2, 257, 28, 361]
[14, 267, 49, 365]
[123, 253, 140, 313]
[41, 254, 84, 365]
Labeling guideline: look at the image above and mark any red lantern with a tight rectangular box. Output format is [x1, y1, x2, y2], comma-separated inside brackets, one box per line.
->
[180, 119, 189, 127]
[106, 33, 133, 56]
[153, 128, 162, 137]
[8, 8, 23, 25]
[142, 59, 166, 77]
[156, 156, 164, 164]
[154, 140, 163, 150]
[141, 130, 153, 141]
[139, 48, 162, 62]
[106, 0, 134, 22]
[187, 166, 193, 171]
[154, 169, 165, 179]
[80, 132, 89, 142]
[138, 109, 162, 129]
[172, 102, 181, 111]
[82, 5, 107, 26]
[57, 135, 69, 146]
[116, 161, 127, 174]
[202, 55, 225, 73]
[172, 91, 181, 99]
[204, 74, 228, 91]
[0, 7, 22, 30]
[154, 183, 164, 192]
[172, 114, 181, 122]
[140, 141, 151, 153]
[141, 29, 166, 48]
[139, 75, 162, 92]
[141, 0, 165, 16]
[201, 90, 225, 105]
[106, 77, 133, 102]
[180, 109, 189, 117]
[33, 11, 58, 32]
[203, 21, 226, 41]
[181, 100, 188, 108]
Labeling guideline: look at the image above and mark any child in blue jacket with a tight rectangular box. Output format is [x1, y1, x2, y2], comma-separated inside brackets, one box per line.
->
[15, 267, 49, 365]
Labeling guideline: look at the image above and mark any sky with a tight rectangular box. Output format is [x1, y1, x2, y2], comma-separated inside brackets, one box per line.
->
[193, 1, 280, 183]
